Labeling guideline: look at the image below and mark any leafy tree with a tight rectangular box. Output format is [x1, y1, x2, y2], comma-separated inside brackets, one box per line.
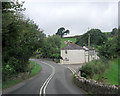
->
[2, 0, 45, 81]
[98, 32, 120, 59]
[76, 29, 107, 48]
[56, 27, 70, 38]
[35, 35, 61, 60]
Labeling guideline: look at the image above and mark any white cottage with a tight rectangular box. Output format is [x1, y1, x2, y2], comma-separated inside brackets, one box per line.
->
[60, 42, 99, 64]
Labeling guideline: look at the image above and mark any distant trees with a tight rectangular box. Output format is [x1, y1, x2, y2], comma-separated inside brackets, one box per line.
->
[76, 29, 107, 47]
[56, 27, 70, 38]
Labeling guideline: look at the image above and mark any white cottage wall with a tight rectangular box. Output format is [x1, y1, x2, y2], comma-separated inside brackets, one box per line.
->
[60, 50, 85, 64]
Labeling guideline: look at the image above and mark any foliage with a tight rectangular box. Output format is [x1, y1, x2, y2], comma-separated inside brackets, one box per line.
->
[2, 0, 45, 81]
[76, 29, 107, 47]
[61, 37, 76, 48]
[111, 28, 118, 37]
[56, 27, 70, 38]
[35, 35, 61, 60]
[29, 61, 41, 78]
[80, 59, 107, 81]
[3, 60, 41, 89]
[98, 32, 120, 59]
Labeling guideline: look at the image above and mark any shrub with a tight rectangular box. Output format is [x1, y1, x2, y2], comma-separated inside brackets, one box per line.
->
[80, 59, 108, 81]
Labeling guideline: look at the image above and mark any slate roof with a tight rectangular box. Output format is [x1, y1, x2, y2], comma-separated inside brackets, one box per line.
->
[61, 43, 85, 50]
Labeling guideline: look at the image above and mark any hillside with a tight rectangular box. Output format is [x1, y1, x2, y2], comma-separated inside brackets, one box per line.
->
[61, 37, 76, 48]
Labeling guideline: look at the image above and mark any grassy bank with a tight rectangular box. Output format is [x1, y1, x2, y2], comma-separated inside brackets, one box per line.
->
[3, 61, 41, 89]
[80, 59, 119, 85]
[61, 38, 76, 48]
[94, 59, 118, 85]
[103, 59, 119, 85]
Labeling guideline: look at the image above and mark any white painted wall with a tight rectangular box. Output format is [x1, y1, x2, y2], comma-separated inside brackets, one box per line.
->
[60, 49, 99, 64]
[60, 50, 85, 64]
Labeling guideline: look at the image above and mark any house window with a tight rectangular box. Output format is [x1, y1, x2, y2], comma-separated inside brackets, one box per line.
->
[65, 50, 67, 54]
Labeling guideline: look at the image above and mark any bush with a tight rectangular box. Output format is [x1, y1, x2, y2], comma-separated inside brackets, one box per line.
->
[80, 59, 108, 81]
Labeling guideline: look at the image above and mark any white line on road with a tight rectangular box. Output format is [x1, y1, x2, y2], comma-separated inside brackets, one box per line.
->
[67, 67, 77, 74]
[39, 61, 55, 96]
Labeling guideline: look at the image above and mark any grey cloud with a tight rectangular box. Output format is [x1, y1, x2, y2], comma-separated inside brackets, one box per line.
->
[23, 0, 118, 36]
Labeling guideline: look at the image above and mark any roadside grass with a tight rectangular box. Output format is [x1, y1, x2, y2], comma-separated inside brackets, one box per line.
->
[2, 79, 24, 89]
[103, 59, 119, 85]
[3, 61, 41, 89]
[80, 59, 118, 85]
[29, 61, 41, 77]
[61, 38, 76, 48]
[93, 59, 118, 85]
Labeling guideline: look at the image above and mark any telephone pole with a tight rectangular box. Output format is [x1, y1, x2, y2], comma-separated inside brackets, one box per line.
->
[88, 32, 90, 62]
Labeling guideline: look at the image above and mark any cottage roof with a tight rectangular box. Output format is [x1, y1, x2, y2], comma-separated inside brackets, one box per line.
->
[61, 43, 85, 50]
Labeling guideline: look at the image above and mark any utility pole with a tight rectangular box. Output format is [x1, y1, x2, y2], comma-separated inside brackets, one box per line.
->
[88, 33, 90, 62]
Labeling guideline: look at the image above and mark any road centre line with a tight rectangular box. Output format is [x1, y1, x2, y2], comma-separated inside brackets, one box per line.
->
[39, 61, 55, 96]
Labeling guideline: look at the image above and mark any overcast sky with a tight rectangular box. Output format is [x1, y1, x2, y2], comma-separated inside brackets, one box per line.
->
[22, 0, 118, 36]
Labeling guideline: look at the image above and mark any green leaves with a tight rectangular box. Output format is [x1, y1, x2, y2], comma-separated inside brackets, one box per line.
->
[80, 60, 107, 80]
[76, 29, 107, 47]
[2, 0, 45, 81]
[35, 35, 61, 59]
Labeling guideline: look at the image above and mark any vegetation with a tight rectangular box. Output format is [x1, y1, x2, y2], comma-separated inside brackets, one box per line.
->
[80, 59, 118, 85]
[34, 35, 61, 60]
[2, 0, 61, 83]
[61, 37, 76, 48]
[80, 59, 108, 80]
[76, 29, 107, 48]
[3, 61, 41, 89]
[2, 1, 45, 81]
[56, 27, 70, 38]
[98, 30, 119, 59]
[103, 59, 119, 85]
[29, 61, 41, 77]
[77, 27, 119, 85]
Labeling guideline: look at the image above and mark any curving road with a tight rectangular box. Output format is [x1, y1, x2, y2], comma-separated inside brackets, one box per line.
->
[3, 59, 87, 95]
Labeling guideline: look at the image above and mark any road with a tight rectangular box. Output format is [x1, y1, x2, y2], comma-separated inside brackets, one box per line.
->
[3, 59, 87, 95]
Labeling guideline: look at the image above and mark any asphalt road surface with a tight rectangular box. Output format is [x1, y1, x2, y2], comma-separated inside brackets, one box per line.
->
[3, 59, 87, 95]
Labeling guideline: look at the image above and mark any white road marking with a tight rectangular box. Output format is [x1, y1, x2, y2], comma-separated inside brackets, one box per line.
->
[67, 67, 77, 74]
[39, 61, 55, 96]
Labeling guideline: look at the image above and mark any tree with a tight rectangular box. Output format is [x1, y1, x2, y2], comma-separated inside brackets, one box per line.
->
[35, 35, 61, 60]
[2, 0, 45, 81]
[76, 29, 107, 48]
[56, 27, 70, 38]
[98, 33, 120, 60]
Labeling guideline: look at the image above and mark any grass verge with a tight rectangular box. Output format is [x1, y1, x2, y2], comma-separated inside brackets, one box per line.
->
[93, 59, 118, 85]
[3, 61, 41, 89]
[103, 59, 119, 85]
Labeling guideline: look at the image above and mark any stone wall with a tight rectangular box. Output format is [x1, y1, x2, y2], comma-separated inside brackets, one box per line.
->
[73, 75, 119, 94]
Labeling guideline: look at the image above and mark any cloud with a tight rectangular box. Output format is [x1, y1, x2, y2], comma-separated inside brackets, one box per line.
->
[23, 0, 118, 36]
